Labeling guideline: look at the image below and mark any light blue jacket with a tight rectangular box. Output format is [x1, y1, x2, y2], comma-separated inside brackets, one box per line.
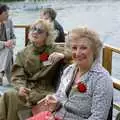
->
[55, 62, 113, 120]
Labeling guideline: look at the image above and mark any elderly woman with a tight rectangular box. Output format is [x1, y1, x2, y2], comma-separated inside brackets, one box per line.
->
[0, 19, 68, 120]
[37, 27, 113, 120]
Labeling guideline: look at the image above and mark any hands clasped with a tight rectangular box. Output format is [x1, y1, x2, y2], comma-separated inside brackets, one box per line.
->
[4, 40, 14, 48]
[37, 95, 58, 113]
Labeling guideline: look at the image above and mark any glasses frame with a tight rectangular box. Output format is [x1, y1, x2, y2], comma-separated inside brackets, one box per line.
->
[30, 27, 46, 34]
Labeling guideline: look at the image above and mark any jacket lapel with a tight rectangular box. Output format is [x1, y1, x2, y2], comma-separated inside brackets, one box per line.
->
[65, 65, 78, 97]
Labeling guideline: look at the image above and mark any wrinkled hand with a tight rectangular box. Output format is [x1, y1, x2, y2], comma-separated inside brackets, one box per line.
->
[45, 95, 57, 105]
[48, 52, 64, 64]
[39, 95, 57, 112]
[18, 87, 31, 97]
[4, 40, 14, 48]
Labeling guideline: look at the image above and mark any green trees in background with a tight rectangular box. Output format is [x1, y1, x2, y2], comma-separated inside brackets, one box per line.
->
[0, 0, 24, 1]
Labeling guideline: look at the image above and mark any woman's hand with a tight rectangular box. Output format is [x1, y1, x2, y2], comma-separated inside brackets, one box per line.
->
[37, 95, 57, 112]
[45, 95, 57, 112]
[48, 52, 64, 64]
[18, 87, 31, 97]
[4, 40, 14, 48]
[45, 95, 57, 104]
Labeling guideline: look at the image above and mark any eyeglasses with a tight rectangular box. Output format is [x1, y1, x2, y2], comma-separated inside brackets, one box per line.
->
[30, 27, 45, 34]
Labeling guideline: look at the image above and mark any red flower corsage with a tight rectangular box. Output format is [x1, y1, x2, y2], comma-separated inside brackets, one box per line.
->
[77, 82, 87, 93]
[39, 52, 49, 61]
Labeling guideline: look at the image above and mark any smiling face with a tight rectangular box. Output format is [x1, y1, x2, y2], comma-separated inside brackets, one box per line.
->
[70, 33, 94, 70]
[29, 23, 48, 47]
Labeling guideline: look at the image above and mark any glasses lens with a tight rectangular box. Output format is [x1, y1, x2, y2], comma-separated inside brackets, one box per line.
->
[37, 28, 45, 34]
[31, 27, 45, 34]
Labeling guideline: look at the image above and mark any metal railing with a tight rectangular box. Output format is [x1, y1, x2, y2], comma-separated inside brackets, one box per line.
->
[14, 25, 120, 111]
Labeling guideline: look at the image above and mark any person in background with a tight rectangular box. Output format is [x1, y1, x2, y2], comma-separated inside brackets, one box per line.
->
[40, 7, 65, 43]
[39, 26, 113, 120]
[0, 4, 16, 85]
[0, 19, 69, 120]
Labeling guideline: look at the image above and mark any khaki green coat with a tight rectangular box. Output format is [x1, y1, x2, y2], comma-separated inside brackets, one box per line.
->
[0, 44, 66, 120]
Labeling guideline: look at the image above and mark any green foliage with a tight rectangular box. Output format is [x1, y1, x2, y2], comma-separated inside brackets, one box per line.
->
[0, 0, 24, 2]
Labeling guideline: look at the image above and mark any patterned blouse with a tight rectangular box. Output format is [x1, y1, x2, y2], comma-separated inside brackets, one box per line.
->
[55, 61, 113, 120]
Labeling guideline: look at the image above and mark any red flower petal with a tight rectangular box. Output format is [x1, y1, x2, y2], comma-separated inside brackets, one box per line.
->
[77, 82, 87, 93]
[39, 53, 49, 61]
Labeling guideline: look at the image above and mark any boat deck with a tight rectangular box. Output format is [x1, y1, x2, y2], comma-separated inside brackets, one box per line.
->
[0, 25, 120, 119]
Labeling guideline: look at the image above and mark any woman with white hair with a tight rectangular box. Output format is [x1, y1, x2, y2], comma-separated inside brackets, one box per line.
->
[37, 27, 113, 120]
[0, 19, 68, 120]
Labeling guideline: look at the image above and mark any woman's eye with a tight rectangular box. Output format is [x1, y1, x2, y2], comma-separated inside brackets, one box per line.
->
[31, 27, 36, 31]
[81, 46, 87, 50]
[72, 46, 77, 50]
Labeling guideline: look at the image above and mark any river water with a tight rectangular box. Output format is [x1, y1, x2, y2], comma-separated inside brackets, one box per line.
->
[1, 0, 120, 118]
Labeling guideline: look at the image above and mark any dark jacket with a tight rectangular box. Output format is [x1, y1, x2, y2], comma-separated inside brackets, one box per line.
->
[54, 20, 65, 42]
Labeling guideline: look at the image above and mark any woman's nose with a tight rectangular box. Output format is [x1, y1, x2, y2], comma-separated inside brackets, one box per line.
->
[76, 48, 81, 56]
[32, 30, 38, 34]
[32, 32, 38, 37]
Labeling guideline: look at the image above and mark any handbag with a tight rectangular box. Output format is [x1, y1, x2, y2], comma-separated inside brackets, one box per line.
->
[26, 111, 52, 120]
[27, 98, 62, 120]
[26, 111, 62, 120]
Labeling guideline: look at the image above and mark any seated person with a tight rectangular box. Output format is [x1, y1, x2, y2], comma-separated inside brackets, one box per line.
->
[40, 8, 65, 43]
[0, 19, 69, 120]
[38, 26, 113, 120]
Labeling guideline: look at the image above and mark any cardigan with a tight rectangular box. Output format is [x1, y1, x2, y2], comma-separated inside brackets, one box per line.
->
[55, 61, 113, 120]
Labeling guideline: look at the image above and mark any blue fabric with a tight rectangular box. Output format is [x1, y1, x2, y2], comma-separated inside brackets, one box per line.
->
[0, 85, 14, 95]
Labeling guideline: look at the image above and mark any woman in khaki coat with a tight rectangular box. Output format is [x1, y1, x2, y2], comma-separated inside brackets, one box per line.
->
[0, 19, 69, 120]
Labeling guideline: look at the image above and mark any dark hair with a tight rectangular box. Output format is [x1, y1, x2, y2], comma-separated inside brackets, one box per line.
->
[42, 8, 57, 21]
[0, 4, 9, 15]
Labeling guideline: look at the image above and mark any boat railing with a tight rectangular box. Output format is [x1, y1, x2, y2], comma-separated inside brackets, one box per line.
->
[14, 25, 30, 46]
[14, 25, 120, 111]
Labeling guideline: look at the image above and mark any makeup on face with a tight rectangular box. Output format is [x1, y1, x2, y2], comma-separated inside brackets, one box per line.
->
[30, 27, 45, 34]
